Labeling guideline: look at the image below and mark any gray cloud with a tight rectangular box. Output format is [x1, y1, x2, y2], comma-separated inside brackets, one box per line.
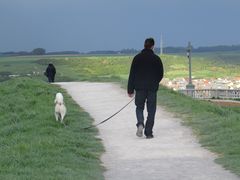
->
[0, 0, 240, 52]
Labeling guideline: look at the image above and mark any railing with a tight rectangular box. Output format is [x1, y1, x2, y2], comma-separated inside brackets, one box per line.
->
[179, 89, 240, 99]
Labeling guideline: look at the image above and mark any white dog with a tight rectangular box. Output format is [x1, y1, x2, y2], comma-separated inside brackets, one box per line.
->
[54, 92, 67, 123]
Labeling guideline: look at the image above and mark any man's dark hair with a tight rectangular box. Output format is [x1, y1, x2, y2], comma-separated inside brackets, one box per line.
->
[144, 38, 155, 49]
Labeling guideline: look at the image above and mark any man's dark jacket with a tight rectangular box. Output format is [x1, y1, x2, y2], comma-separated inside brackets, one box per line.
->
[127, 49, 164, 94]
[45, 64, 56, 79]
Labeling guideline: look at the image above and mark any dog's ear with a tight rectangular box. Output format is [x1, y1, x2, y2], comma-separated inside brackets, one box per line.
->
[54, 99, 57, 104]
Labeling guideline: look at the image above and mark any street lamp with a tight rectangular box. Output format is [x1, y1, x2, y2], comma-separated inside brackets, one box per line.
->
[186, 41, 195, 90]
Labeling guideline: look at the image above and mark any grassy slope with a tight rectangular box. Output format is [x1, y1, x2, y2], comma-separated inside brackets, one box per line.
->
[194, 51, 240, 65]
[0, 56, 44, 82]
[1, 52, 240, 82]
[41, 54, 240, 80]
[0, 78, 104, 180]
[1, 52, 240, 176]
[162, 54, 240, 79]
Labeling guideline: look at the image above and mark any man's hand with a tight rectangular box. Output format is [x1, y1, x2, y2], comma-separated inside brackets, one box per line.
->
[128, 93, 134, 98]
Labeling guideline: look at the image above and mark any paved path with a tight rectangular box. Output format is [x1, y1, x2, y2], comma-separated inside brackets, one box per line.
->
[58, 82, 239, 180]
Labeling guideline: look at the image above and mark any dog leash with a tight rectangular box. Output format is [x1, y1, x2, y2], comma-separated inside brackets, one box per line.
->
[83, 97, 135, 130]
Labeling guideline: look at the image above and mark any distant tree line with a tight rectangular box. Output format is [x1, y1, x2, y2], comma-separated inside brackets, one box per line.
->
[157, 45, 240, 54]
[86, 50, 120, 55]
[0, 48, 46, 56]
[0, 49, 81, 56]
[46, 51, 80, 55]
[1, 45, 240, 56]
[85, 49, 139, 55]
[193, 45, 240, 52]
[85, 45, 240, 54]
[0, 48, 139, 56]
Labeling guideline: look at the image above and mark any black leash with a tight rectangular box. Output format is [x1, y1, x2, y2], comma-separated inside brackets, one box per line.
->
[83, 97, 135, 130]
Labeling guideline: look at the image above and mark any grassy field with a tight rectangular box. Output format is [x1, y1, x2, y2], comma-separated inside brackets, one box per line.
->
[194, 51, 240, 65]
[0, 78, 104, 179]
[40, 53, 239, 80]
[162, 54, 240, 79]
[0, 56, 44, 82]
[1, 52, 240, 82]
[1, 52, 240, 177]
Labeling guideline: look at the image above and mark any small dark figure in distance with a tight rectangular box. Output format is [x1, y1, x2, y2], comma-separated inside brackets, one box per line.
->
[127, 37, 164, 139]
[45, 63, 56, 83]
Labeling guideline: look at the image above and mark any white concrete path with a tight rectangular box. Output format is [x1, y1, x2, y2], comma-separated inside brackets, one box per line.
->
[58, 82, 239, 180]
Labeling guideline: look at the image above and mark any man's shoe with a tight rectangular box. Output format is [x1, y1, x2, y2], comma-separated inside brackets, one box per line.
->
[146, 135, 154, 139]
[136, 125, 144, 137]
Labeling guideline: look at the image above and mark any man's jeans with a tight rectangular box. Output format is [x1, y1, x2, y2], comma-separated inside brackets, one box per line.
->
[135, 90, 157, 136]
[48, 76, 55, 83]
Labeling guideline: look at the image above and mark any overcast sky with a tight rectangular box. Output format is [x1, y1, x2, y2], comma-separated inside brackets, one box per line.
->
[0, 0, 240, 52]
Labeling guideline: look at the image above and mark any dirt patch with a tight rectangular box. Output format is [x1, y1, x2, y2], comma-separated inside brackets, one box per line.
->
[209, 100, 240, 107]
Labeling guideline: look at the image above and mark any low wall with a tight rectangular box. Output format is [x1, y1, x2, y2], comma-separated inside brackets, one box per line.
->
[179, 89, 240, 99]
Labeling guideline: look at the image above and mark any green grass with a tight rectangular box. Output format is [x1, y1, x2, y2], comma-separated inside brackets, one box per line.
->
[35, 54, 240, 80]
[0, 56, 46, 82]
[0, 77, 104, 180]
[194, 51, 240, 65]
[34, 56, 133, 82]
[1, 52, 240, 177]
[161, 54, 240, 79]
[1, 52, 240, 83]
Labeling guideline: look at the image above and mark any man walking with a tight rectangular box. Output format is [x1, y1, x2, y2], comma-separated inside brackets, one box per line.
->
[127, 38, 164, 139]
[45, 63, 56, 83]
[44, 63, 56, 83]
